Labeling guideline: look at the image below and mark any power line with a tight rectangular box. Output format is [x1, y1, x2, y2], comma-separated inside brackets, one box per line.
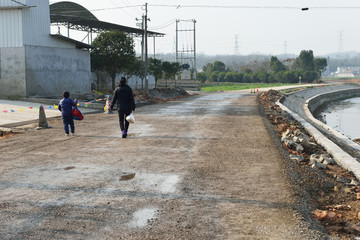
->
[149, 4, 360, 10]
[107, 0, 135, 19]
[120, 0, 141, 15]
[49, 5, 143, 14]
[150, 19, 176, 30]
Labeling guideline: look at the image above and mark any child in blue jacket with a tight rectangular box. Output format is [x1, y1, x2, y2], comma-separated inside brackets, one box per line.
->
[58, 91, 76, 136]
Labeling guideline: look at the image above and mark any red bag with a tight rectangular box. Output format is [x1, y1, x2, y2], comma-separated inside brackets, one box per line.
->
[72, 100, 83, 120]
[72, 108, 83, 120]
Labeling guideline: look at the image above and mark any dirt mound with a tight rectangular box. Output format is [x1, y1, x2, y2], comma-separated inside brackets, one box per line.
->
[134, 88, 190, 104]
[260, 90, 360, 239]
[0, 130, 15, 139]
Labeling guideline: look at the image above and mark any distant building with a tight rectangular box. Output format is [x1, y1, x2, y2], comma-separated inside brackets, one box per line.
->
[331, 66, 360, 78]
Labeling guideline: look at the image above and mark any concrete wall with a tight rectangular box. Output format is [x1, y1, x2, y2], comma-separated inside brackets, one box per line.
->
[307, 88, 360, 113]
[91, 72, 155, 91]
[0, 47, 26, 97]
[25, 45, 91, 97]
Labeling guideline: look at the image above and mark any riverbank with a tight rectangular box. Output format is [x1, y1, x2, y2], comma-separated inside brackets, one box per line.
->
[281, 83, 360, 161]
[260, 88, 360, 238]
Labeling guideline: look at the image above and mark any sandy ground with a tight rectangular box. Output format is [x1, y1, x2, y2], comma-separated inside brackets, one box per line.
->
[0, 90, 327, 239]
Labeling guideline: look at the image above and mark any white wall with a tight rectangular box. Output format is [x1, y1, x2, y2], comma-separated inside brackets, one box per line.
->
[22, 0, 51, 47]
[91, 72, 156, 91]
[0, 0, 26, 7]
[0, 9, 23, 47]
[0, 0, 74, 49]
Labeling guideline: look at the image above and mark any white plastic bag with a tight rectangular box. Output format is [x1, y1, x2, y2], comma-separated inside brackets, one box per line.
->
[126, 113, 135, 124]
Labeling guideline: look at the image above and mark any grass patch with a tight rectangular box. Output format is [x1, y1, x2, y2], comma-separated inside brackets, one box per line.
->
[200, 83, 294, 92]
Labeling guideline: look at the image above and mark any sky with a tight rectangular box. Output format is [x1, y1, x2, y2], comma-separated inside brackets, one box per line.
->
[49, 0, 360, 57]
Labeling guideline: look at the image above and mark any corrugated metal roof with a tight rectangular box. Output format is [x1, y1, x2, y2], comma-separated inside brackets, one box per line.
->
[50, 1, 164, 37]
[51, 34, 94, 49]
[0, 0, 33, 9]
[50, 1, 98, 21]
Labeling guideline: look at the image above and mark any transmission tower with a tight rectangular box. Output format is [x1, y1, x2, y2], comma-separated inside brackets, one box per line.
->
[338, 31, 344, 57]
[175, 19, 197, 79]
[234, 34, 239, 55]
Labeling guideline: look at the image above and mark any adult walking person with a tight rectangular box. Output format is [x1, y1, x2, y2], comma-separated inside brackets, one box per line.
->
[110, 77, 136, 138]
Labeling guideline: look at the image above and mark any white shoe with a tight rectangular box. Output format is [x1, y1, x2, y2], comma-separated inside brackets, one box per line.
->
[65, 133, 69, 137]
[71, 132, 76, 136]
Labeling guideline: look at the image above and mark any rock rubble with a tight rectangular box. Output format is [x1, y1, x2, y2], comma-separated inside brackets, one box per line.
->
[260, 89, 360, 239]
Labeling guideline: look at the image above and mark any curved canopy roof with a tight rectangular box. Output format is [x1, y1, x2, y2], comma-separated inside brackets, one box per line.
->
[50, 1, 164, 37]
[50, 1, 98, 21]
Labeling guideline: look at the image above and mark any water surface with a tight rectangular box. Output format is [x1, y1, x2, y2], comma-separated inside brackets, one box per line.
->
[315, 97, 360, 140]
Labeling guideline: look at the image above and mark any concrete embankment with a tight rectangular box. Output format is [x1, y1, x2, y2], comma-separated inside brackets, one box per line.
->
[306, 88, 360, 113]
[278, 84, 360, 180]
[304, 88, 360, 153]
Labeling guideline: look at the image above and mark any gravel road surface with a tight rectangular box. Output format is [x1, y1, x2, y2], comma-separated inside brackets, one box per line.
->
[1, 90, 326, 239]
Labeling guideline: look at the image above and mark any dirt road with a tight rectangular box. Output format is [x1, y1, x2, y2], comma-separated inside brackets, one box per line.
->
[1, 91, 325, 239]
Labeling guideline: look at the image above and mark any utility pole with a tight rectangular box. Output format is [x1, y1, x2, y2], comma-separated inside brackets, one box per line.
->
[135, 16, 145, 61]
[193, 19, 197, 80]
[176, 20, 179, 63]
[136, 15, 145, 90]
[144, 3, 149, 93]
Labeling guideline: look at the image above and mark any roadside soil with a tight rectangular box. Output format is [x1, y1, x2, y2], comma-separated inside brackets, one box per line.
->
[260, 89, 360, 239]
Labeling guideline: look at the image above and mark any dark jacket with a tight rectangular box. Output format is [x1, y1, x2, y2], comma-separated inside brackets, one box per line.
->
[58, 98, 76, 117]
[110, 85, 135, 113]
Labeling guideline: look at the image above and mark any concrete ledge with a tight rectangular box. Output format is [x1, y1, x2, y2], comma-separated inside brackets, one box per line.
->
[304, 89, 360, 153]
[276, 99, 360, 181]
[306, 88, 360, 113]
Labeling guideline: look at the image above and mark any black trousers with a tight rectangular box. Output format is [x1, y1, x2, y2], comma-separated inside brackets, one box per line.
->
[118, 111, 131, 132]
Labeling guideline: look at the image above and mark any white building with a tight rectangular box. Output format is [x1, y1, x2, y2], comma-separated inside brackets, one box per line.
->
[0, 0, 92, 98]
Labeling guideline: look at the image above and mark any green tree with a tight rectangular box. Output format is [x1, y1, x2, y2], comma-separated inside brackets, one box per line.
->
[148, 58, 163, 87]
[209, 72, 219, 82]
[213, 61, 226, 72]
[314, 57, 327, 81]
[202, 63, 214, 77]
[314, 58, 327, 72]
[91, 30, 135, 90]
[270, 56, 287, 73]
[196, 72, 207, 83]
[224, 72, 234, 82]
[218, 72, 226, 82]
[162, 61, 181, 80]
[283, 71, 297, 83]
[122, 57, 143, 79]
[233, 73, 244, 83]
[293, 50, 315, 71]
[241, 66, 252, 74]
